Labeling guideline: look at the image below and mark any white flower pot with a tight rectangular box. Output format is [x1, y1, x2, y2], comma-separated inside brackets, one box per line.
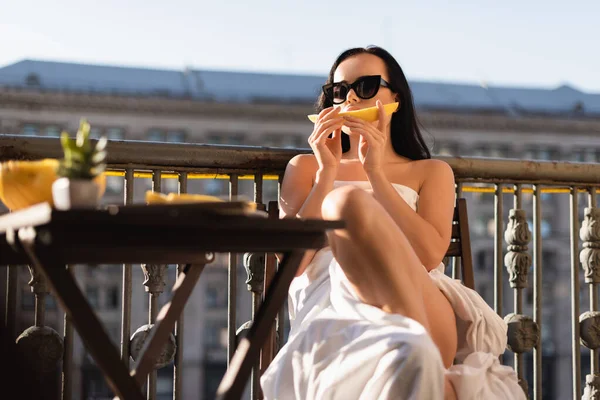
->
[52, 177, 100, 210]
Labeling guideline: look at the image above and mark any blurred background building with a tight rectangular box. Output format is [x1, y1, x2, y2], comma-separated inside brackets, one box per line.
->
[1, 59, 599, 399]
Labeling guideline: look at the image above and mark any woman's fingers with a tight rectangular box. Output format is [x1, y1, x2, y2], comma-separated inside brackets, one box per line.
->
[343, 119, 384, 144]
[309, 108, 341, 141]
[311, 119, 344, 144]
[376, 100, 391, 132]
[317, 106, 341, 124]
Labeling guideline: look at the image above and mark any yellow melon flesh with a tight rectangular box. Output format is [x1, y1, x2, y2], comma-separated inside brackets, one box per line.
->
[145, 191, 224, 205]
[0, 159, 106, 211]
[307, 102, 399, 123]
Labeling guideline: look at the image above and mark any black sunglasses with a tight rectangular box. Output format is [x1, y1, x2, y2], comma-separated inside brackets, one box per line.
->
[322, 75, 391, 105]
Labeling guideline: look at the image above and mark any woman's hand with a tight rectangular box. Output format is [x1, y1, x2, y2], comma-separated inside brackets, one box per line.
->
[308, 107, 344, 174]
[342, 100, 391, 174]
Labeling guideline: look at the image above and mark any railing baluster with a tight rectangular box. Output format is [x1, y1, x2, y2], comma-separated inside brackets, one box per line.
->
[504, 183, 536, 396]
[580, 186, 600, 397]
[571, 186, 582, 399]
[276, 175, 285, 355]
[251, 173, 264, 400]
[494, 183, 504, 317]
[122, 169, 134, 369]
[148, 169, 162, 400]
[452, 182, 463, 280]
[152, 169, 162, 194]
[228, 173, 239, 364]
[174, 172, 188, 400]
[5, 265, 17, 344]
[62, 265, 74, 400]
[533, 185, 543, 400]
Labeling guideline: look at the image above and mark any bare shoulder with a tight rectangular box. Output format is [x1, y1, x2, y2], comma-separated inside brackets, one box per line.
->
[284, 153, 319, 183]
[421, 158, 454, 175]
[412, 159, 455, 188]
[288, 153, 318, 169]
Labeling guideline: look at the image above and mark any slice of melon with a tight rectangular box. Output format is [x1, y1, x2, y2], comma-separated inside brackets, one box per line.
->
[145, 191, 224, 204]
[307, 102, 399, 123]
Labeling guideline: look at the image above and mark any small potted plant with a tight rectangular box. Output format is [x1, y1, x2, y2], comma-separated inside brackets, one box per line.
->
[52, 119, 107, 210]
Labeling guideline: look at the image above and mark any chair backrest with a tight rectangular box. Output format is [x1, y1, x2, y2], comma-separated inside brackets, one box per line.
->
[445, 198, 475, 289]
[265, 197, 475, 290]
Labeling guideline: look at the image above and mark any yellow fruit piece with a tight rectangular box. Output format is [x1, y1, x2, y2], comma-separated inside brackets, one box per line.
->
[145, 191, 224, 205]
[0, 159, 106, 211]
[307, 102, 399, 123]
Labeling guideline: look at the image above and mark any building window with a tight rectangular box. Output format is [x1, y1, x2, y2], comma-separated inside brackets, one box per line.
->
[21, 124, 39, 136]
[488, 146, 510, 159]
[585, 149, 600, 163]
[206, 287, 218, 307]
[204, 322, 227, 349]
[434, 141, 458, 156]
[203, 180, 226, 196]
[25, 73, 41, 86]
[206, 286, 226, 308]
[106, 286, 120, 310]
[163, 178, 179, 193]
[21, 289, 35, 310]
[470, 145, 511, 159]
[206, 132, 245, 145]
[527, 219, 552, 239]
[106, 128, 125, 141]
[204, 362, 227, 400]
[206, 133, 223, 144]
[524, 147, 559, 161]
[227, 134, 245, 145]
[263, 134, 282, 147]
[476, 250, 490, 271]
[89, 127, 102, 139]
[572, 149, 600, 163]
[105, 176, 123, 195]
[147, 129, 165, 142]
[288, 135, 307, 149]
[20, 290, 56, 310]
[472, 215, 492, 237]
[86, 286, 99, 309]
[157, 368, 174, 397]
[166, 130, 186, 143]
[46, 295, 57, 310]
[44, 126, 61, 137]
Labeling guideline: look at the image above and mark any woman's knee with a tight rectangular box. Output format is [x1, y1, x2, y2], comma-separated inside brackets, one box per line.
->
[321, 185, 373, 232]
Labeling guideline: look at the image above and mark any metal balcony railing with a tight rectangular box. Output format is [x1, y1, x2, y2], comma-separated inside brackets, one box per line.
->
[1, 134, 599, 400]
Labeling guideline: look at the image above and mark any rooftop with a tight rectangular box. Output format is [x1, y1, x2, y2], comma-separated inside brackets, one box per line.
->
[1, 59, 599, 117]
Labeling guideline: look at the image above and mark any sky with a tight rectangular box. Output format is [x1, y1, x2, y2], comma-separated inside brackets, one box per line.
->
[1, 0, 599, 92]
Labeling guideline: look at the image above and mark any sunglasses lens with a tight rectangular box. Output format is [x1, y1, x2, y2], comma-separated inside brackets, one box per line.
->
[332, 84, 347, 104]
[355, 76, 380, 99]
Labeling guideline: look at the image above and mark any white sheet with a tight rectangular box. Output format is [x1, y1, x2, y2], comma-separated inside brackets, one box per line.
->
[261, 181, 524, 399]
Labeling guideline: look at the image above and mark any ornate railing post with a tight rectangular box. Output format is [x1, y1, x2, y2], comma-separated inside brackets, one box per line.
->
[242, 251, 266, 400]
[504, 193, 539, 397]
[16, 265, 64, 379]
[580, 203, 600, 400]
[130, 264, 176, 400]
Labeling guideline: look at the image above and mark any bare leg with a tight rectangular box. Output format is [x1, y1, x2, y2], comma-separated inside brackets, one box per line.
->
[321, 185, 458, 368]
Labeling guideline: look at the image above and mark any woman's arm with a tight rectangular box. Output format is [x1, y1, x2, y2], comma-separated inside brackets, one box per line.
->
[278, 154, 336, 276]
[367, 159, 456, 271]
[279, 155, 335, 220]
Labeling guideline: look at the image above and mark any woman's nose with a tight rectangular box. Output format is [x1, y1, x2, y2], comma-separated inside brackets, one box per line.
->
[346, 88, 359, 103]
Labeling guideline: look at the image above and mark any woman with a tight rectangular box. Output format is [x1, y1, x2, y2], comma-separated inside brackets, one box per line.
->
[261, 46, 523, 400]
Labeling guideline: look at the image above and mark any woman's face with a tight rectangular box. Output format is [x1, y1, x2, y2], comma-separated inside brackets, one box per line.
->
[332, 53, 396, 113]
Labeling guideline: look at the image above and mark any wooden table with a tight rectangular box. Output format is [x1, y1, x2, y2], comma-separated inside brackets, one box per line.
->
[0, 202, 343, 400]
